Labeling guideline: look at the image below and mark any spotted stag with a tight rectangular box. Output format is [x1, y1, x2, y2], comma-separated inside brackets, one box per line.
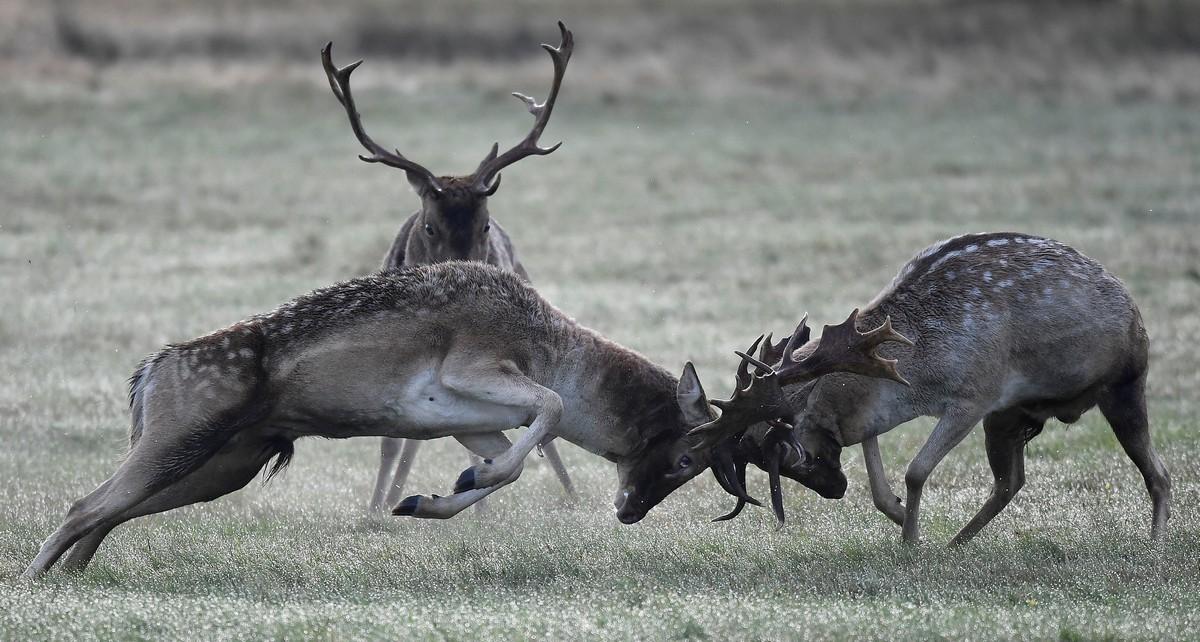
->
[626, 233, 1172, 545]
[27, 262, 775, 578]
[322, 22, 576, 512]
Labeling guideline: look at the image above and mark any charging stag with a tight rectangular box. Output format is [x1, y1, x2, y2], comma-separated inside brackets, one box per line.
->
[623, 233, 1171, 545]
[24, 262, 896, 577]
[322, 22, 576, 512]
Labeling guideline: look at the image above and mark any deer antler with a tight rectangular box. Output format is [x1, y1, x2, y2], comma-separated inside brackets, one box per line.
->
[688, 336, 793, 452]
[688, 311, 913, 451]
[756, 327, 799, 368]
[470, 21, 574, 195]
[321, 43, 443, 194]
[774, 309, 913, 386]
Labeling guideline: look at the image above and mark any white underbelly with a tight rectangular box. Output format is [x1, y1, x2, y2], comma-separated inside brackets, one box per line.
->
[383, 372, 530, 439]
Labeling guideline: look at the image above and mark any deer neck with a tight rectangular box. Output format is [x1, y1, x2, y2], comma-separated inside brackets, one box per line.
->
[550, 328, 684, 462]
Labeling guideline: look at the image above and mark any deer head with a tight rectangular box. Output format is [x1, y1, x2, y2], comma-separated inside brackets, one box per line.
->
[321, 22, 573, 261]
[615, 310, 912, 524]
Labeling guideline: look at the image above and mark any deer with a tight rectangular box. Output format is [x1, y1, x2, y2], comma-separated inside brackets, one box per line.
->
[23, 261, 896, 578]
[618, 232, 1172, 546]
[321, 22, 576, 513]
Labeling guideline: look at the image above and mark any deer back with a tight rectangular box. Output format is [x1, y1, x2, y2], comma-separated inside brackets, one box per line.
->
[798, 232, 1146, 445]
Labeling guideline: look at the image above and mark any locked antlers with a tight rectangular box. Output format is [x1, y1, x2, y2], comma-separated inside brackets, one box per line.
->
[695, 310, 913, 525]
[690, 310, 912, 450]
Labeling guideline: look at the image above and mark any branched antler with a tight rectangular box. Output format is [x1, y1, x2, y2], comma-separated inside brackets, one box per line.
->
[470, 21, 574, 194]
[321, 42, 443, 194]
[773, 309, 913, 386]
[690, 311, 913, 459]
[688, 335, 794, 452]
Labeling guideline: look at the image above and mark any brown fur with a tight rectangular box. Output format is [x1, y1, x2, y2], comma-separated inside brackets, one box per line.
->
[757, 233, 1167, 544]
[24, 262, 703, 577]
[624, 233, 1170, 545]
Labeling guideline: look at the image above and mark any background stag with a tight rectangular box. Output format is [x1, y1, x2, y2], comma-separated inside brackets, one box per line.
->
[323, 22, 577, 512]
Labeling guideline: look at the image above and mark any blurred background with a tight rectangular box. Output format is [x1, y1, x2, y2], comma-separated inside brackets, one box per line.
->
[2, 1, 1199, 639]
[3, 1, 1199, 101]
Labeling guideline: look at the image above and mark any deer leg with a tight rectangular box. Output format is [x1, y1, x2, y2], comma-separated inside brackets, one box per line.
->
[538, 437, 577, 500]
[1098, 375, 1171, 541]
[23, 429, 231, 578]
[378, 439, 422, 512]
[369, 438, 405, 513]
[948, 410, 1030, 546]
[466, 451, 488, 513]
[901, 408, 983, 544]
[862, 437, 904, 526]
[393, 432, 516, 519]
[441, 365, 564, 493]
[61, 431, 286, 572]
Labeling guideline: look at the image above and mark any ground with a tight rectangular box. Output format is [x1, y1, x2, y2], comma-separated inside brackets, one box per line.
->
[1, 2, 1199, 640]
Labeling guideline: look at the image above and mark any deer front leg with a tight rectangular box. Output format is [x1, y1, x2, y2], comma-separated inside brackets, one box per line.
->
[902, 408, 983, 544]
[447, 370, 563, 494]
[862, 437, 905, 526]
[394, 432, 517, 519]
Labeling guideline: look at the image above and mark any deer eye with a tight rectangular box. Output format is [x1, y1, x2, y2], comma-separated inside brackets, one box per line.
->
[483, 222, 491, 233]
[678, 455, 692, 469]
[423, 223, 435, 236]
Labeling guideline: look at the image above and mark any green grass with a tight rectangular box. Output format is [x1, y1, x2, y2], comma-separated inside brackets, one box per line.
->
[1, 63, 1199, 640]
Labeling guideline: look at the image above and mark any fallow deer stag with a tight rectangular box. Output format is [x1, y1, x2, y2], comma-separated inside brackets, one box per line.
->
[322, 22, 576, 512]
[25, 261, 820, 578]
[627, 232, 1172, 546]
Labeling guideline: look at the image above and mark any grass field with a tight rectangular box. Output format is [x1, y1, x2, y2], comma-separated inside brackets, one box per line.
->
[2, 3, 1200, 640]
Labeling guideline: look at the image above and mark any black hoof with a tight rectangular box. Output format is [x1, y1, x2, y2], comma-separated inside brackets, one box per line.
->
[454, 468, 476, 494]
[392, 495, 420, 516]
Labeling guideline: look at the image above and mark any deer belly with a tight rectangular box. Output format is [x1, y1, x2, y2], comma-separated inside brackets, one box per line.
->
[384, 379, 529, 438]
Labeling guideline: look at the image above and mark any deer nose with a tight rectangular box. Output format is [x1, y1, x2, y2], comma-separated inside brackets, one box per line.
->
[613, 488, 631, 511]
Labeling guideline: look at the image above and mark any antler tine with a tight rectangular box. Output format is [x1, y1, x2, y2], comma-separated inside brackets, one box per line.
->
[711, 459, 753, 522]
[775, 308, 914, 386]
[735, 334, 766, 388]
[711, 448, 762, 510]
[321, 42, 443, 193]
[780, 314, 811, 367]
[757, 332, 783, 366]
[471, 21, 574, 193]
[865, 314, 916, 347]
[761, 422, 798, 528]
[758, 332, 775, 361]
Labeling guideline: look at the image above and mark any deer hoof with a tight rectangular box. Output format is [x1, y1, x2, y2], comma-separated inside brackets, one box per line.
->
[454, 467, 476, 494]
[392, 495, 421, 516]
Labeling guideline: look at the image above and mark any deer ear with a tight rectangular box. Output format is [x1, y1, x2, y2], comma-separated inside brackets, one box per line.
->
[676, 362, 712, 427]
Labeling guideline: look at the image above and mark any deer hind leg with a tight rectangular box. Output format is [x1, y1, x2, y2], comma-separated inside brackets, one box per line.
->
[369, 438, 403, 513]
[902, 407, 985, 544]
[538, 437, 577, 501]
[862, 437, 904, 526]
[377, 439, 423, 512]
[23, 426, 232, 578]
[949, 409, 1033, 546]
[370, 437, 419, 513]
[1098, 374, 1171, 541]
[394, 432, 515, 519]
[60, 431, 288, 572]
